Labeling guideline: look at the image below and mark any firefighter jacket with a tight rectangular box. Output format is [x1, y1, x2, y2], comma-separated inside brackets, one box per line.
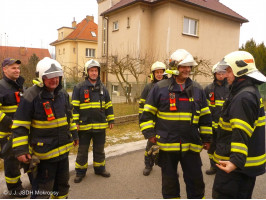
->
[204, 80, 229, 130]
[214, 77, 266, 177]
[71, 78, 114, 132]
[11, 81, 78, 161]
[140, 77, 212, 153]
[0, 75, 24, 141]
[139, 82, 155, 117]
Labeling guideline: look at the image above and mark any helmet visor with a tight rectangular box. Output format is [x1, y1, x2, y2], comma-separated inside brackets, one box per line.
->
[43, 71, 63, 79]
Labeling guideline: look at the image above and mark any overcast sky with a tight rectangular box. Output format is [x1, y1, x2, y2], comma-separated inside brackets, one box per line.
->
[1, 0, 265, 54]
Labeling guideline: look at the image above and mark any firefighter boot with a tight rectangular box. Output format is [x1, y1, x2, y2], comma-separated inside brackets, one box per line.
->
[205, 167, 217, 175]
[143, 167, 152, 176]
[74, 175, 85, 183]
[95, 170, 111, 178]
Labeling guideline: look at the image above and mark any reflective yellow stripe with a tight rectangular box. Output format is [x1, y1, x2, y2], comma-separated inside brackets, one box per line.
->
[207, 100, 215, 107]
[182, 143, 203, 152]
[1, 105, 18, 113]
[12, 120, 31, 129]
[93, 160, 105, 167]
[69, 123, 77, 131]
[193, 115, 199, 124]
[79, 123, 108, 131]
[143, 104, 158, 115]
[140, 120, 154, 131]
[12, 136, 28, 148]
[32, 117, 68, 129]
[5, 175, 21, 184]
[200, 107, 211, 117]
[0, 131, 11, 138]
[231, 142, 248, 156]
[218, 118, 232, 131]
[212, 121, 218, 129]
[107, 114, 114, 121]
[208, 153, 213, 159]
[260, 98, 264, 108]
[139, 108, 143, 114]
[75, 162, 88, 169]
[200, 126, 212, 134]
[0, 112, 6, 121]
[73, 114, 79, 120]
[33, 142, 73, 160]
[105, 101, 112, 109]
[215, 100, 225, 106]
[51, 193, 68, 199]
[72, 100, 80, 106]
[254, 116, 266, 127]
[213, 152, 266, 167]
[79, 102, 105, 109]
[157, 142, 181, 151]
[157, 111, 192, 121]
[230, 118, 253, 137]
[139, 99, 146, 104]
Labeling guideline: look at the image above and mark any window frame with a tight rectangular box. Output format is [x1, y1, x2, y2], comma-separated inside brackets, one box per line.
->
[113, 21, 119, 31]
[182, 17, 199, 37]
[85, 48, 96, 58]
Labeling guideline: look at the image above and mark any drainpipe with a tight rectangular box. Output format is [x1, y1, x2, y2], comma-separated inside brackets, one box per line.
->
[104, 16, 109, 87]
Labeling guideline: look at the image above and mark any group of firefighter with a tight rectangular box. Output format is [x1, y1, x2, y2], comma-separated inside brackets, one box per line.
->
[0, 48, 265, 199]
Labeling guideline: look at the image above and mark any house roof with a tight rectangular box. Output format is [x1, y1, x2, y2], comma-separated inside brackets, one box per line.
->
[101, 0, 248, 23]
[0, 46, 51, 65]
[50, 18, 98, 45]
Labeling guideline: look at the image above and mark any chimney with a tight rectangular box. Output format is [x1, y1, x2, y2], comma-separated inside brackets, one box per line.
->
[86, 15, 94, 22]
[19, 47, 27, 56]
[72, 17, 77, 28]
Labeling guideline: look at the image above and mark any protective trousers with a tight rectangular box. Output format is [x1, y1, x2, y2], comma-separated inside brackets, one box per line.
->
[212, 169, 256, 199]
[207, 129, 217, 167]
[31, 157, 70, 199]
[144, 140, 155, 168]
[75, 130, 106, 176]
[158, 150, 205, 199]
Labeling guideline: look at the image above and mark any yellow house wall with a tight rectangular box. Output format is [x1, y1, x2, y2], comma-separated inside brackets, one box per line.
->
[57, 27, 74, 40]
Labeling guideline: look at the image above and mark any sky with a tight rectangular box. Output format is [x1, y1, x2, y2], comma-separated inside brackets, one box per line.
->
[0, 0, 265, 55]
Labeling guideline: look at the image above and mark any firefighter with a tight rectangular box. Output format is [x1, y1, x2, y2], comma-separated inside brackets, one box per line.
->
[139, 61, 167, 176]
[212, 51, 266, 199]
[72, 59, 114, 183]
[140, 49, 212, 199]
[12, 57, 78, 199]
[0, 58, 28, 197]
[204, 63, 229, 175]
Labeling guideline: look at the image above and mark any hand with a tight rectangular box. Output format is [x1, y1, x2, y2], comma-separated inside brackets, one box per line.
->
[203, 142, 211, 150]
[76, 125, 80, 131]
[109, 123, 114, 129]
[148, 136, 157, 144]
[216, 160, 237, 173]
[17, 154, 31, 163]
[73, 139, 79, 146]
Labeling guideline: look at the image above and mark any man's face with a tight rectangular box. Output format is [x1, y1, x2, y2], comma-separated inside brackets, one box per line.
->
[215, 72, 226, 81]
[178, 65, 191, 79]
[3, 63, 20, 81]
[43, 77, 60, 91]
[225, 67, 235, 85]
[88, 67, 99, 81]
[154, 69, 164, 81]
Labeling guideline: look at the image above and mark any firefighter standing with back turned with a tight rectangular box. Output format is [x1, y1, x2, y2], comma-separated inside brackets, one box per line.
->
[0, 58, 28, 197]
[12, 57, 78, 199]
[204, 63, 229, 175]
[212, 51, 266, 199]
[140, 49, 212, 199]
[139, 61, 167, 176]
[72, 59, 114, 183]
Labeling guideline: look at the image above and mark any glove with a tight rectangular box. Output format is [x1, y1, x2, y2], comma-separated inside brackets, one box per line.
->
[147, 145, 159, 165]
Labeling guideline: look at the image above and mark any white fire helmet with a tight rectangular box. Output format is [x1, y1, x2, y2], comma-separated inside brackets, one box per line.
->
[212, 62, 226, 74]
[84, 59, 101, 76]
[36, 57, 63, 81]
[151, 61, 166, 72]
[217, 51, 266, 82]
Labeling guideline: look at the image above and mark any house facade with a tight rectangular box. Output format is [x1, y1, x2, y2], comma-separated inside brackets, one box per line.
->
[97, 0, 248, 98]
[50, 16, 99, 83]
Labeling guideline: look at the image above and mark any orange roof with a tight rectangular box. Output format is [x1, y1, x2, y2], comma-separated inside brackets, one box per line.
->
[101, 0, 248, 23]
[50, 18, 98, 45]
[0, 46, 51, 65]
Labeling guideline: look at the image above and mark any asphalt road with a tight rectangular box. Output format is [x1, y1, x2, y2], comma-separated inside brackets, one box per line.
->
[1, 148, 266, 199]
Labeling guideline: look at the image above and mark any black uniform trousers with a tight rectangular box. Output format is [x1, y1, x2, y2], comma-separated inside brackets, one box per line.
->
[207, 129, 218, 169]
[75, 130, 106, 176]
[158, 150, 205, 199]
[31, 157, 70, 199]
[212, 169, 256, 199]
[144, 140, 155, 168]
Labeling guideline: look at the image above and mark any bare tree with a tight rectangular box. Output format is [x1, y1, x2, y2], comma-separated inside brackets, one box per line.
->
[191, 57, 213, 80]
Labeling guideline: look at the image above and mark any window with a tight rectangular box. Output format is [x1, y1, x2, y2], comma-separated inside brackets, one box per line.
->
[113, 21, 119, 31]
[127, 17, 130, 28]
[91, 31, 96, 37]
[61, 32, 64, 39]
[86, 48, 95, 57]
[112, 85, 118, 93]
[183, 17, 198, 36]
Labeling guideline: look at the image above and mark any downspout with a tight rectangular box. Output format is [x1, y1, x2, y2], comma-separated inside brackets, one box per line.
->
[104, 16, 109, 86]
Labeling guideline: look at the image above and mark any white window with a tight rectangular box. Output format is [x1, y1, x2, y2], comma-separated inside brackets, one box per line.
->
[91, 31, 96, 37]
[113, 21, 119, 31]
[86, 48, 95, 57]
[112, 85, 118, 93]
[183, 17, 198, 36]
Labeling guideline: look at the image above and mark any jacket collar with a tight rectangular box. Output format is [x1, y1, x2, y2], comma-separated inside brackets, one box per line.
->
[170, 77, 192, 92]
[3, 74, 24, 91]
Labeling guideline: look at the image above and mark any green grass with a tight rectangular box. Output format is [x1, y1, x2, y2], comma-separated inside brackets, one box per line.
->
[113, 103, 139, 117]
